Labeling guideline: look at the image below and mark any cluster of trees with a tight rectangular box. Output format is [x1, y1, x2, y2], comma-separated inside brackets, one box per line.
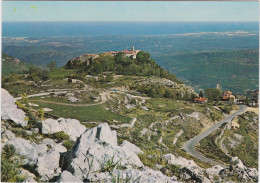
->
[204, 88, 222, 102]
[3, 66, 50, 84]
[131, 84, 196, 100]
[66, 51, 181, 83]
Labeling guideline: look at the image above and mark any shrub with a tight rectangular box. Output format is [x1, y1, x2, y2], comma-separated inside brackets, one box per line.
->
[62, 140, 75, 151]
[50, 131, 70, 142]
[1, 144, 25, 182]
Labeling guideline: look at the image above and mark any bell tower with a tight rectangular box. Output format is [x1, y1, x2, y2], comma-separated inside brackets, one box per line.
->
[132, 46, 135, 52]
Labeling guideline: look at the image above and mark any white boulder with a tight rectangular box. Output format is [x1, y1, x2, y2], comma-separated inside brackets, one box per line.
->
[1, 88, 28, 127]
[88, 168, 178, 183]
[120, 140, 144, 155]
[67, 123, 144, 180]
[37, 148, 61, 181]
[6, 138, 38, 164]
[1, 130, 16, 143]
[56, 171, 83, 183]
[41, 118, 86, 141]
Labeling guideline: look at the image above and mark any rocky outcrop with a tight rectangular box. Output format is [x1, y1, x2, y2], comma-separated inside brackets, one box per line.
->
[37, 149, 61, 181]
[1, 88, 28, 127]
[56, 171, 83, 183]
[6, 138, 38, 165]
[220, 157, 258, 182]
[120, 140, 144, 155]
[87, 168, 178, 183]
[67, 123, 143, 180]
[1, 130, 16, 143]
[163, 153, 202, 172]
[41, 118, 86, 141]
[162, 153, 211, 183]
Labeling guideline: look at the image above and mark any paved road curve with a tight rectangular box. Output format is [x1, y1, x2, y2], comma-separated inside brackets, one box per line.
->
[183, 105, 247, 168]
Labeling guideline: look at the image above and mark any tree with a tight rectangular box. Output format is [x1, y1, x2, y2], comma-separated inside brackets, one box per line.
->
[136, 51, 151, 64]
[46, 61, 57, 71]
[205, 88, 222, 102]
[199, 91, 204, 97]
[106, 74, 114, 82]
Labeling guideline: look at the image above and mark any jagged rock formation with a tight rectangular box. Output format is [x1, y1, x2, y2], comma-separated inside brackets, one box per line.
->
[219, 157, 258, 182]
[1, 88, 28, 127]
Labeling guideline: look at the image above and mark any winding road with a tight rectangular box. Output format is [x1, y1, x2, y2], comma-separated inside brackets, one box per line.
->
[183, 105, 247, 168]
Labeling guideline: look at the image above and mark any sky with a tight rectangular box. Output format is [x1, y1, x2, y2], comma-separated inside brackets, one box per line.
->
[2, 1, 259, 22]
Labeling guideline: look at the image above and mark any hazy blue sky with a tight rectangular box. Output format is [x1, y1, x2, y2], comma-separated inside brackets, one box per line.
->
[2, 1, 259, 22]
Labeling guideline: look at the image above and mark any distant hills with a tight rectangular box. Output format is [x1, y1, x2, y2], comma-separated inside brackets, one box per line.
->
[2, 52, 33, 76]
[2, 32, 258, 93]
[159, 49, 259, 94]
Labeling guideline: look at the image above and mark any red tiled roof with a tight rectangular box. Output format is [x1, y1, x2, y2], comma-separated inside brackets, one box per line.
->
[122, 50, 134, 54]
[194, 97, 208, 102]
[85, 54, 98, 56]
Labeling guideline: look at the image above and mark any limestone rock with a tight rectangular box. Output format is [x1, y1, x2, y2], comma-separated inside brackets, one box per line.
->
[88, 168, 178, 183]
[56, 171, 83, 183]
[37, 148, 61, 181]
[120, 140, 144, 155]
[20, 169, 37, 183]
[6, 138, 38, 165]
[67, 123, 143, 180]
[162, 153, 201, 172]
[41, 118, 86, 141]
[32, 143, 48, 156]
[1, 130, 15, 143]
[206, 165, 224, 176]
[220, 157, 258, 182]
[1, 88, 28, 127]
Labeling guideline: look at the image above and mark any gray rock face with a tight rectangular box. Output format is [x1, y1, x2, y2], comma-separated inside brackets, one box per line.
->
[220, 157, 259, 182]
[32, 143, 48, 156]
[56, 171, 83, 183]
[41, 118, 86, 141]
[67, 123, 144, 180]
[87, 168, 178, 183]
[6, 138, 38, 165]
[20, 169, 37, 183]
[1, 130, 16, 143]
[37, 149, 61, 181]
[163, 153, 202, 172]
[1, 88, 28, 127]
[162, 153, 211, 183]
[120, 140, 144, 155]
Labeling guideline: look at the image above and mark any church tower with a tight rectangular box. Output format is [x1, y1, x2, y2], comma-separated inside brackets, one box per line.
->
[132, 46, 135, 52]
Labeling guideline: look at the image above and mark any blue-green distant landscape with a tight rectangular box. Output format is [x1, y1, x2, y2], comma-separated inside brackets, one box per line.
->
[2, 22, 259, 93]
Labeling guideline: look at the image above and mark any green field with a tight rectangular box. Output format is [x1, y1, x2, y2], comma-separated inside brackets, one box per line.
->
[48, 68, 74, 79]
[33, 101, 131, 123]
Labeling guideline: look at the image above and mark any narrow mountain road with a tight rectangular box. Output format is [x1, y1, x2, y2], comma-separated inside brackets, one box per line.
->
[183, 105, 247, 168]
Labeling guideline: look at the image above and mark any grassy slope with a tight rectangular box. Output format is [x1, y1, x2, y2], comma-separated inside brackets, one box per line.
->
[2, 52, 32, 76]
[32, 101, 131, 124]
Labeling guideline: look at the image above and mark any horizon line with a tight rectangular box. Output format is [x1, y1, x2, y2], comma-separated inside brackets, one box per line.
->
[2, 20, 259, 23]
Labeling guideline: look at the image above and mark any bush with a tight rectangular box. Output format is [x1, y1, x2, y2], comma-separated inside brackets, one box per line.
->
[1, 144, 25, 182]
[62, 140, 75, 151]
[50, 131, 70, 142]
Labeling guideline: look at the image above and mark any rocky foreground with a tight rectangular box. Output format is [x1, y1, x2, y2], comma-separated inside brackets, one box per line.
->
[1, 88, 258, 182]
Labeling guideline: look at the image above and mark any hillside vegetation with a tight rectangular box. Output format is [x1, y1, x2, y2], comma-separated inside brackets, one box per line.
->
[160, 49, 259, 93]
[1, 52, 33, 76]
